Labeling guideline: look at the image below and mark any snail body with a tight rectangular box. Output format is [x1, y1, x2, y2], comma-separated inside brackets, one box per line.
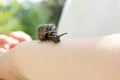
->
[38, 24, 67, 43]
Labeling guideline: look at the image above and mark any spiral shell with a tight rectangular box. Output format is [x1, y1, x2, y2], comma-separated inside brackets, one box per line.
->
[38, 24, 57, 41]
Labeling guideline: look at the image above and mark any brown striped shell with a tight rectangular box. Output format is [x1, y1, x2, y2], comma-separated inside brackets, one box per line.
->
[38, 24, 57, 41]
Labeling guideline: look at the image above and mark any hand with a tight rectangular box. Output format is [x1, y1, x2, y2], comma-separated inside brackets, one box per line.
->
[9, 31, 32, 42]
[0, 31, 32, 54]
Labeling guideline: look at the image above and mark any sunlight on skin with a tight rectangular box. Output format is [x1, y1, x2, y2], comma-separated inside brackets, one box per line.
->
[97, 33, 120, 51]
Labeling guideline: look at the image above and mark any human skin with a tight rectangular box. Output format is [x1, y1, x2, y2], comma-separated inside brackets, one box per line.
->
[0, 31, 32, 80]
[1, 33, 120, 80]
[0, 31, 32, 54]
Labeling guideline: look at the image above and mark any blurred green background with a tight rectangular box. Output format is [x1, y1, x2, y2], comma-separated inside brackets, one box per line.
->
[0, 0, 66, 39]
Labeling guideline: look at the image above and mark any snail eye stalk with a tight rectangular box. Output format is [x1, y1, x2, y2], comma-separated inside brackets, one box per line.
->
[59, 33, 67, 37]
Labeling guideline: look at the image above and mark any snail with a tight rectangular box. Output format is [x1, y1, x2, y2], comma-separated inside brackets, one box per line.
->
[38, 24, 67, 43]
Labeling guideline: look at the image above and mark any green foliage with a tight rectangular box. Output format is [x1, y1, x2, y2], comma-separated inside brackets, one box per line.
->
[0, 0, 66, 39]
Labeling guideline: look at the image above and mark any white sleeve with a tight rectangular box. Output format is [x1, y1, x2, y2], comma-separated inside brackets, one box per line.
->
[58, 0, 120, 38]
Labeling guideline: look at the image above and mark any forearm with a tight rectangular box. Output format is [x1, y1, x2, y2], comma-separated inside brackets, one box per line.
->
[6, 34, 120, 80]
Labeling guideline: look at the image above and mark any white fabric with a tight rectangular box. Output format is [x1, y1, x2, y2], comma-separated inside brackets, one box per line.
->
[58, 0, 120, 38]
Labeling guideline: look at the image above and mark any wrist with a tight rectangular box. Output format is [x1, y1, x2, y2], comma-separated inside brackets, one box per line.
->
[0, 54, 20, 80]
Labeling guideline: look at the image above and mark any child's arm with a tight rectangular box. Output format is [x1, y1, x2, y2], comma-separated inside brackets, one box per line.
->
[2, 33, 120, 80]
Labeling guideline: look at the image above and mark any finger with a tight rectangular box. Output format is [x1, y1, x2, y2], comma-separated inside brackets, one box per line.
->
[0, 48, 7, 54]
[0, 35, 19, 49]
[0, 35, 10, 49]
[9, 31, 32, 42]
